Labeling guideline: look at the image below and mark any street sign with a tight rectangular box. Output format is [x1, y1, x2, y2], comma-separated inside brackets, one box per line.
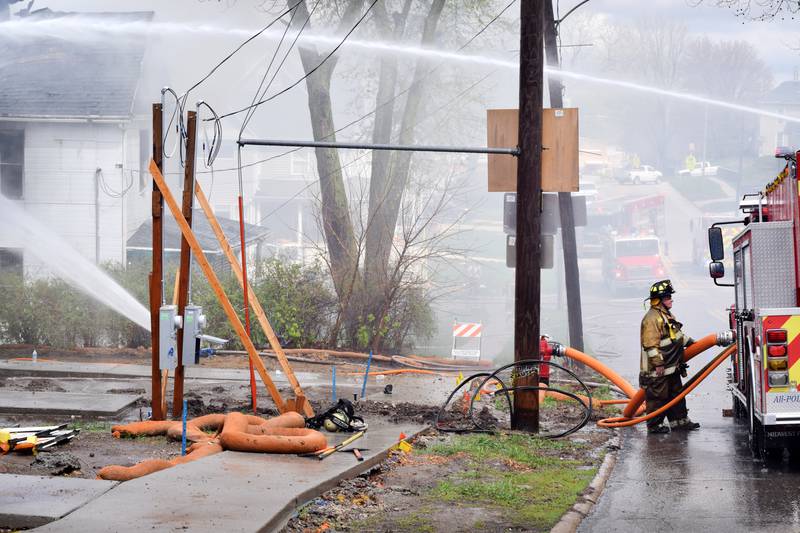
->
[503, 192, 586, 235]
[506, 233, 554, 269]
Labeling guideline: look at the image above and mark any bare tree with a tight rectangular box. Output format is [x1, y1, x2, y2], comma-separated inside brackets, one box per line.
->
[690, 0, 800, 20]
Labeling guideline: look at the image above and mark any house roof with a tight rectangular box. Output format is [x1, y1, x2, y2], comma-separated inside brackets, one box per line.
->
[761, 81, 800, 107]
[0, 9, 152, 120]
[126, 210, 271, 253]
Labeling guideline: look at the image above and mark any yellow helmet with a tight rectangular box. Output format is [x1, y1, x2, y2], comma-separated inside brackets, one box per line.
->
[649, 279, 675, 299]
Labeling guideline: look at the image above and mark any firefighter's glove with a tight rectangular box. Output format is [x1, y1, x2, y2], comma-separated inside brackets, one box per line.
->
[680, 363, 689, 378]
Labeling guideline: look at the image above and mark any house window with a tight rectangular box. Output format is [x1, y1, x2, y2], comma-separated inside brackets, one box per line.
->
[0, 248, 23, 277]
[0, 130, 23, 199]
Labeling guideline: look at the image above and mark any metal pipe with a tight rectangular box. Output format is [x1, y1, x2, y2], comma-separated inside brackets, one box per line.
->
[238, 138, 520, 156]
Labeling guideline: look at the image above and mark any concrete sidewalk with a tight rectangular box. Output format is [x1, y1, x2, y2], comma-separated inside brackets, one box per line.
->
[0, 360, 323, 385]
[33, 420, 426, 532]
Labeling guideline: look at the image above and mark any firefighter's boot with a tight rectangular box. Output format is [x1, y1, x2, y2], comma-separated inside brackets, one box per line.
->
[672, 418, 700, 431]
[648, 425, 670, 434]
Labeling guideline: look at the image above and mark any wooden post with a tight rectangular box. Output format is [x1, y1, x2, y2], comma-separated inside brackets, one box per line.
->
[173, 110, 197, 419]
[195, 183, 313, 416]
[544, 1, 584, 354]
[150, 160, 287, 413]
[512, 0, 544, 432]
[150, 103, 164, 421]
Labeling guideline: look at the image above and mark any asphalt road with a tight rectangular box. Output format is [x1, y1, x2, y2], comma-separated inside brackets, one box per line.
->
[577, 229, 800, 531]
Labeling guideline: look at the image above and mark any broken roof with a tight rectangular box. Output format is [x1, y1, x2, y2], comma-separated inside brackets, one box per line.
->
[126, 210, 271, 253]
[0, 8, 152, 120]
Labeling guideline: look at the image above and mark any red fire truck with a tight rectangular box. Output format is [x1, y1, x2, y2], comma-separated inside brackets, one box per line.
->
[708, 148, 800, 458]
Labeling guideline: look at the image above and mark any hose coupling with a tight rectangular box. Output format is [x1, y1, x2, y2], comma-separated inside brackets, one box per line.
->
[716, 330, 736, 347]
[548, 341, 566, 357]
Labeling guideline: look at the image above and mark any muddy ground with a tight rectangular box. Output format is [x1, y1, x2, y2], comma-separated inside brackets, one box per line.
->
[1, 344, 620, 532]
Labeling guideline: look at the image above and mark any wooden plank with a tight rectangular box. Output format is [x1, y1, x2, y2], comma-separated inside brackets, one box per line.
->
[194, 183, 313, 417]
[149, 160, 287, 413]
[173, 111, 197, 419]
[487, 109, 519, 192]
[150, 103, 164, 421]
[542, 108, 579, 192]
[487, 108, 579, 193]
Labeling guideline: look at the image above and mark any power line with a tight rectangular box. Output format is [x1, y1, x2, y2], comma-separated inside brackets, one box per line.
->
[197, 0, 517, 176]
[218, 0, 380, 121]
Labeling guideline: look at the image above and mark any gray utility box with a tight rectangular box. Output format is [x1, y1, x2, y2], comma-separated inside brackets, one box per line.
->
[159, 305, 179, 370]
[181, 305, 205, 366]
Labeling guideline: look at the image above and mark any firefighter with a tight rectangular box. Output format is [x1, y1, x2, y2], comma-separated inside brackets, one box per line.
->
[640, 280, 701, 434]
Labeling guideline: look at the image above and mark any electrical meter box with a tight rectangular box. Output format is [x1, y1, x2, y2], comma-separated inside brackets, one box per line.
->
[182, 305, 205, 366]
[159, 305, 179, 370]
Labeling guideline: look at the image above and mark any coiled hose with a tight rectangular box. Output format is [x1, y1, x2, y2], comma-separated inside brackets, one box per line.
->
[435, 359, 593, 439]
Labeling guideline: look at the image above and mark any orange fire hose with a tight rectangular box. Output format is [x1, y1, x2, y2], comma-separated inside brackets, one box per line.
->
[562, 347, 638, 399]
[219, 412, 327, 454]
[621, 333, 719, 418]
[101, 411, 324, 481]
[598, 344, 736, 428]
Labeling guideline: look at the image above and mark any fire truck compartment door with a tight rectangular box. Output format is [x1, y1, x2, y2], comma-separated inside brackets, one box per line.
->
[746, 222, 796, 310]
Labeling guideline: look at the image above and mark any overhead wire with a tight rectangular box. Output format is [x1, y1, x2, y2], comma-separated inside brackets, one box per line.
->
[217, 0, 380, 121]
[194, 0, 517, 177]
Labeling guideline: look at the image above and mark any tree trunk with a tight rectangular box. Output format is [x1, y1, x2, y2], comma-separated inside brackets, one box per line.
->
[292, 0, 363, 300]
[364, 0, 445, 348]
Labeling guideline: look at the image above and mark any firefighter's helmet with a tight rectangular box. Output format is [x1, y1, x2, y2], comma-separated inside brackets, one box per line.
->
[649, 279, 675, 299]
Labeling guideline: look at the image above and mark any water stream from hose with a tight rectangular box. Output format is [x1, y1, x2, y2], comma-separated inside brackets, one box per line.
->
[0, 194, 151, 331]
[3, 17, 799, 124]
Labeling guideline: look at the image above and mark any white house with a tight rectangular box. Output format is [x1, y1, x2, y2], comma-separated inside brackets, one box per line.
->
[0, 8, 152, 275]
[759, 79, 800, 157]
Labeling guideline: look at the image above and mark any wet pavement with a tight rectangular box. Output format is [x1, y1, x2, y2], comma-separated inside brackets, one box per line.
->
[576, 187, 800, 531]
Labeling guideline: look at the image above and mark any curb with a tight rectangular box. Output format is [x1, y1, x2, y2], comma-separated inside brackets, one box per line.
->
[551, 431, 621, 533]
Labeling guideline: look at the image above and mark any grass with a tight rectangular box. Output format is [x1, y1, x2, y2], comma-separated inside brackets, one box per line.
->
[424, 433, 581, 469]
[423, 433, 596, 529]
[68, 420, 113, 433]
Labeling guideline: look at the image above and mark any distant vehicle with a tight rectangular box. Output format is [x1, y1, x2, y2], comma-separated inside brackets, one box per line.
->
[678, 161, 719, 177]
[575, 180, 599, 203]
[625, 165, 662, 185]
[602, 235, 666, 296]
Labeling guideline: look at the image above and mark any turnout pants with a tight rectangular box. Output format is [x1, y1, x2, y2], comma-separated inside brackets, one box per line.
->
[640, 373, 688, 430]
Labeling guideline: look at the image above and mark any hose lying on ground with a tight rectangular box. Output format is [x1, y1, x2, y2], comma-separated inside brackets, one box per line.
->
[99, 411, 326, 481]
[435, 360, 594, 439]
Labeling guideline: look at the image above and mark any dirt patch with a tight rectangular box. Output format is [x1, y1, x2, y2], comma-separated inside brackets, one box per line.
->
[106, 387, 146, 395]
[0, 429, 178, 479]
[23, 378, 66, 393]
[284, 428, 617, 533]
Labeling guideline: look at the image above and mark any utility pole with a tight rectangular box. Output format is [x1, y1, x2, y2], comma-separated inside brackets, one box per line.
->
[173, 110, 197, 418]
[150, 103, 164, 421]
[512, 0, 544, 432]
[544, 1, 584, 353]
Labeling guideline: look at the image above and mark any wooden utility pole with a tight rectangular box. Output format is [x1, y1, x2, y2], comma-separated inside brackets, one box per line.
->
[512, 0, 544, 432]
[173, 110, 197, 418]
[544, 2, 584, 352]
[150, 103, 164, 421]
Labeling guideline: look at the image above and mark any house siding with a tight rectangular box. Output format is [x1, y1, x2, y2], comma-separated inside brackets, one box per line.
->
[0, 121, 140, 274]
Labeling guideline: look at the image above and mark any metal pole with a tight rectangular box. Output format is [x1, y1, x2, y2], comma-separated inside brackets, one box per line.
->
[238, 138, 519, 156]
[237, 144, 257, 413]
[512, 0, 544, 433]
[544, 1, 584, 353]
[150, 103, 164, 420]
[173, 110, 197, 419]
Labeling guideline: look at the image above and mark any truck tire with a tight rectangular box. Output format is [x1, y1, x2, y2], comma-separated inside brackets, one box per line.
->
[633, 177, 640, 185]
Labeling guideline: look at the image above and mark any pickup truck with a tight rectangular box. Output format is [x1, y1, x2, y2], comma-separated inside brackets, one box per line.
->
[678, 161, 718, 177]
[626, 165, 662, 184]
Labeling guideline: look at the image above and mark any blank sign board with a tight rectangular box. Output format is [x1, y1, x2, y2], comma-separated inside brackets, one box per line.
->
[487, 108, 579, 192]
